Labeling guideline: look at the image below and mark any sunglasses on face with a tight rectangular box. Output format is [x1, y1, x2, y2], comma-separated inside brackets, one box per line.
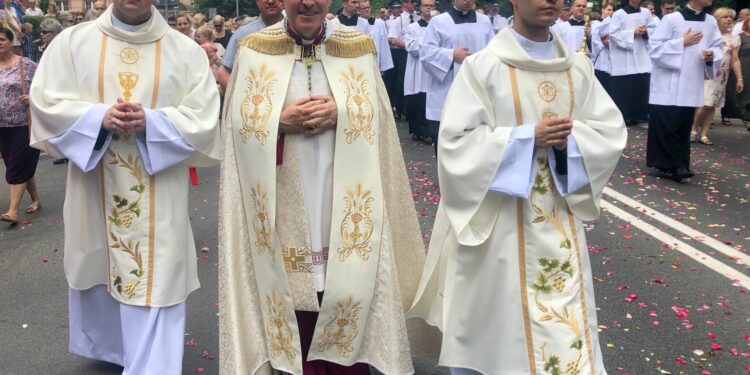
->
[41, 30, 50, 34]
[214, 24, 222, 28]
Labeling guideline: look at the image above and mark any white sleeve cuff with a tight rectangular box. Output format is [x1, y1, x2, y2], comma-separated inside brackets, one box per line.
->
[135, 109, 195, 175]
[547, 135, 589, 197]
[48, 104, 111, 173]
[489, 124, 536, 198]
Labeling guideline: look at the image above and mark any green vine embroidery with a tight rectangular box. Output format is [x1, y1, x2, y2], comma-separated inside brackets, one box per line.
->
[105, 146, 146, 300]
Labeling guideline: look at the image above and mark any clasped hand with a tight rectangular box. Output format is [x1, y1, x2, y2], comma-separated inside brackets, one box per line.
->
[535, 117, 572, 151]
[279, 95, 337, 136]
[102, 98, 146, 135]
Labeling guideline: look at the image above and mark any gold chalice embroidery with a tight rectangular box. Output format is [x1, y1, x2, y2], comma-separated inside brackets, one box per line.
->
[265, 292, 296, 361]
[250, 184, 274, 258]
[340, 66, 375, 144]
[118, 72, 139, 103]
[337, 184, 374, 262]
[239, 64, 276, 145]
[317, 296, 362, 357]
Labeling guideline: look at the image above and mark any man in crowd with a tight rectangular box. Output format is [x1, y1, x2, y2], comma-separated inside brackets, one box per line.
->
[332, 0, 369, 33]
[86, 0, 107, 21]
[216, 0, 284, 89]
[609, 0, 656, 126]
[29, 0, 221, 372]
[383, 0, 406, 119]
[218, 0, 427, 372]
[408, 0, 626, 373]
[24, 0, 43, 16]
[359, 0, 375, 24]
[553, 0, 589, 52]
[388, 0, 418, 123]
[486, 0, 508, 33]
[421, 0, 494, 154]
[557, 0, 571, 24]
[647, 0, 722, 182]
[404, 0, 434, 142]
[378, 7, 389, 20]
[733, 8, 750, 36]
[661, 0, 677, 18]
[58, 10, 73, 28]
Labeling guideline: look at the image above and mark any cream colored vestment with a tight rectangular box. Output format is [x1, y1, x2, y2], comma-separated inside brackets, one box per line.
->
[408, 29, 627, 375]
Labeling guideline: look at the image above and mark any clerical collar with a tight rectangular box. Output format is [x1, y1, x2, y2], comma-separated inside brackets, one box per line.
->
[568, 17, 585, 26]
[286, 20, 326, 55]
[337, 12, 359, 26]
[510, 27, 555, 60]
[448, 7, 476, 24]
[622, 3, 641, 14]
[418, 19, 428, 27]
[680, 5, 706, 21]
[111, 12, 151, 32]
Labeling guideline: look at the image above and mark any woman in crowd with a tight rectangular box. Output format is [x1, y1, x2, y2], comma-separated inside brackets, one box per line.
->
[691, 7, 742, 145]
[0, 28, 42, 225]
[44, 3, 58, 18]
[735, 16, 750, 131]
[3, 0, 23, 55]
[211, 15, 232, 49]
[176, 14, 195, 40]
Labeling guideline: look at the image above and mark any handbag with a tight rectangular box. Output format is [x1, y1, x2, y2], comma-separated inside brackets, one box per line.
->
[18, 57, 32, 136]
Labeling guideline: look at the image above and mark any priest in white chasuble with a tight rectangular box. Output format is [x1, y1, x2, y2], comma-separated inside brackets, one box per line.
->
[28, 0, 221, 373]
[647, 0, 723, 182]
[218, 0, 429, 372]
[408, 0, 626, 374]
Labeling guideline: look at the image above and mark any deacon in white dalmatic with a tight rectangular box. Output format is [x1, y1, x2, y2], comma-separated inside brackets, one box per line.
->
[408, 0, 626, 374]
[29, 0, 221, 373]
[647, 0, 723, 182]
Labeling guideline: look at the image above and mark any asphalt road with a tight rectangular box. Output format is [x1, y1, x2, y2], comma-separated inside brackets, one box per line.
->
[0, 119, 748, 375]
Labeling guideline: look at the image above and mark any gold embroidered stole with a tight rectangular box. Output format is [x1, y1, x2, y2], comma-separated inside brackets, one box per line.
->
[96, 34, 163, 307]
[229, 26, 383, 374]
[508, 66, 596, 374]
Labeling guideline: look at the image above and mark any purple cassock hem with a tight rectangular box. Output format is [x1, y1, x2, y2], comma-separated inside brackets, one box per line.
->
[295, 310, 370, 375]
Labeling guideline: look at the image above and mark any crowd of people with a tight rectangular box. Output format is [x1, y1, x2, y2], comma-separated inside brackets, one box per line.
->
[0, 0, 742, 374]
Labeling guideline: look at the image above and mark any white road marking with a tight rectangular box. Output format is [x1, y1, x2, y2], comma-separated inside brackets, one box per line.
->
[603, 187, 750, 266]
[600, 200, 750, 289]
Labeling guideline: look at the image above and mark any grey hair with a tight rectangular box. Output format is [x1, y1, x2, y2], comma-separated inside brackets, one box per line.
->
[40, 18, 63, 34]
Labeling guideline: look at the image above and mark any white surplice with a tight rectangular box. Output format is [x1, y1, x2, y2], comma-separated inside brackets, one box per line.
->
[404, 20, 430, 95]
[609, 5, 656, 76]
[420, 10, 494, 121]
[649, 8, 724, 107]
[370, 18, 394, 72]
[552, 19, 585, 53]
[330, 14, 371, 35]
[408, 28, 626, 375]
[488, 14, 509, 34]
[591, 18, 611, 73]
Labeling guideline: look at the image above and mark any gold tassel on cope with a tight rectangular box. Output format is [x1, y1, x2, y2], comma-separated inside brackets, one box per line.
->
[325, 30, 376, 59]
[241, 28, 296, 55]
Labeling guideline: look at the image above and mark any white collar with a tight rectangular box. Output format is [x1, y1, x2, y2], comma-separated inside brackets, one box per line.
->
[111, 12, 151, 32]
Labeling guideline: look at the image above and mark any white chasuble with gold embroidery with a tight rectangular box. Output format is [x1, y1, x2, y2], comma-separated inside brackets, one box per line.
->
[219, 21, 429, 375]
[408, 29, 626, 375]
[30, 7, 221, 307]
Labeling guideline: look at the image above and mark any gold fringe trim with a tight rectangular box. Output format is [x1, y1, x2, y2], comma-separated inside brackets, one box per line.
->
[240, 27, 295, 55]
[325, 30, 376, 58]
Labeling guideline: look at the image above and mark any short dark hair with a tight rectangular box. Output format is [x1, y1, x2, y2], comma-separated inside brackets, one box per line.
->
[0, 28, 14, 43]
[661, 0, 676, 5]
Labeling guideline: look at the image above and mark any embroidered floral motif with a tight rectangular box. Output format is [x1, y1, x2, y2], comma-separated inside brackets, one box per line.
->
[317, 296, 362, 357]
[250, 184, 274, 258]
[265, 292, 296, 361]
[337, 184, 375, 261]
[105, 147, 146, 299]
[528, 156, 587, 374]
[239, 64, 276, 145]
[340, 66, 375, 144]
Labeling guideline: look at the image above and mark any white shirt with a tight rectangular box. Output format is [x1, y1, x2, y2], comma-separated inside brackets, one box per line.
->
[25, 7, 44, 16]
[388, 11, 420, 47]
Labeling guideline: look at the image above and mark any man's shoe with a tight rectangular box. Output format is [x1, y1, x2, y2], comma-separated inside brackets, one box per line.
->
[53, 158, 69, 165]
[673, 168, 694, 181]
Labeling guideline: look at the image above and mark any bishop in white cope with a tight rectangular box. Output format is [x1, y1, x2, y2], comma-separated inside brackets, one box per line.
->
[408, 0, 626, 374]
[647, 0, 723, 182]
[609, 0, 657, 125]
[420, 0, 494, 152]
[29, 1, 221, 373]
[218, 0, 429, 372]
